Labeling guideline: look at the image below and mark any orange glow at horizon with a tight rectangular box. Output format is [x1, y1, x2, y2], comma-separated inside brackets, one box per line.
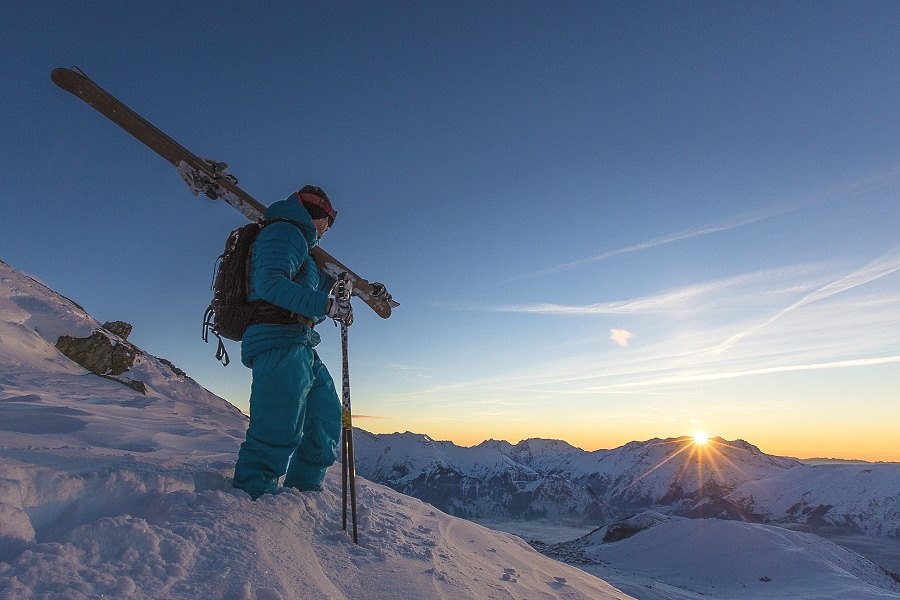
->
[359, 418, 900, 463]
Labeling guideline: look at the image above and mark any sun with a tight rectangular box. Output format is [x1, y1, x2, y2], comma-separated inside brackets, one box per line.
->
[692, 431, 710, 445]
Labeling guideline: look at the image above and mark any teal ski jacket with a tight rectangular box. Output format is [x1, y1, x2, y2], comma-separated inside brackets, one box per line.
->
[240, 195, 336, 367]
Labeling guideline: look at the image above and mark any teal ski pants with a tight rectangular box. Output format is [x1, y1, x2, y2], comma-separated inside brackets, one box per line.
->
[233, 345, 342, 498]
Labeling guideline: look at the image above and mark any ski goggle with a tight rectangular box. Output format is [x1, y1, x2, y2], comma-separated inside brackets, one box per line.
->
[298, 192, 337, 227]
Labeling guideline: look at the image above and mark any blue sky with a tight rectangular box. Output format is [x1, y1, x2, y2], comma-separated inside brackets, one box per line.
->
[2, 2, 898, 459]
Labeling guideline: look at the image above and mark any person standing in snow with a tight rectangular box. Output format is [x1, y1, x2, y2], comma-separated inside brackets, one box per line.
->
[232, 186, 353, 499]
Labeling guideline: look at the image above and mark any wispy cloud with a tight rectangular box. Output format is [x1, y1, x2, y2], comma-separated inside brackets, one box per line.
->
[384, 363, 436, 372]
[495, 264, 826, 316]
[506, 208, 781, 282]
[382, 362, 437, 380]
[586, 355, 900, 390]
[506, 167, 899, 283]
[711, 248, 900, 354]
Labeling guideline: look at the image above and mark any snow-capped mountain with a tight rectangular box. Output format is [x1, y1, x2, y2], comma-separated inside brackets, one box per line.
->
[354, 430, 900, 538]
[0, 259, 630, 599]
[354, 430, 598, 522]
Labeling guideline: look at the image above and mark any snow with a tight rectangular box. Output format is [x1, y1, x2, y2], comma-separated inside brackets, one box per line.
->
[472, 519, 595, 544]
[0, 478, 631, 600]
[0, 259, 630, 599]
[734, 462, 900, 537]
[569, 515, 900, 600]
[354, 430, 537, 484]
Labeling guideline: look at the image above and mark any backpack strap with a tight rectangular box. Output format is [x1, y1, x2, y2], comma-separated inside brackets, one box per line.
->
[202, 304, 230, 366]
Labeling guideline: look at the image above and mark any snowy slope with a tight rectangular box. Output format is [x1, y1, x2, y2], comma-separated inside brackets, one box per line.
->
[733, 462, 900, 537]
[548, 513, 900, 600]
[0, 477, 632, 600]
[0, 259, 631, 600]
[0, 259, 247, 463]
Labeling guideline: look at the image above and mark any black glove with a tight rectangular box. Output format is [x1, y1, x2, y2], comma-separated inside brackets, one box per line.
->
[327, 279, 354, 325]
[370, 281, 399, 308]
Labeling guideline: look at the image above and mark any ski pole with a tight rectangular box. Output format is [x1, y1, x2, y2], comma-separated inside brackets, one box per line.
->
[336, 275, 359, 544]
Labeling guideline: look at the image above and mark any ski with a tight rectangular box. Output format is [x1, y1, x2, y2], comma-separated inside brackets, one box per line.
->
[50, 67, 396, 319]
[336, 277, 359, 544]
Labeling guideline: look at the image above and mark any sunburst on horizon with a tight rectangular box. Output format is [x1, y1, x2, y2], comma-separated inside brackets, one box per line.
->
[692, 431, 710, 445]
[624, 433, 762, 496]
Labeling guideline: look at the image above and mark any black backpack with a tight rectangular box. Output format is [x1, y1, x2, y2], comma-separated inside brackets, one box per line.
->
[202, 218, 306, 365]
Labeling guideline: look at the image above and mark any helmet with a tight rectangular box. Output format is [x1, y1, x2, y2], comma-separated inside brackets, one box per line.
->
[297, 185, 336, 226]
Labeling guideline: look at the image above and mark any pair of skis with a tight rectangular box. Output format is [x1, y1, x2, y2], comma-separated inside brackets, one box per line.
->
[50, 67, 376, 543]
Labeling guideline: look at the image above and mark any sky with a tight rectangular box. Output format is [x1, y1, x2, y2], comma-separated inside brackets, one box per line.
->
[2, 2, 897, 460]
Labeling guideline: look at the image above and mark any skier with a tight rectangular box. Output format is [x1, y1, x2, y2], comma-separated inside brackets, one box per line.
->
[232, 185, 353, 499]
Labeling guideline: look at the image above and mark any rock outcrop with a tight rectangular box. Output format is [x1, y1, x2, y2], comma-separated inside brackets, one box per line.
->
[55, 321, 144, 393]
[56, 330, 137, 376]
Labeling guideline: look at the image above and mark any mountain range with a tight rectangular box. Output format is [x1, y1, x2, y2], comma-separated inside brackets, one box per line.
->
[353, 429, 900, 538]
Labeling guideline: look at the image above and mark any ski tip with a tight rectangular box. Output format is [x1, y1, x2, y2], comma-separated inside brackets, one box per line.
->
[50, 67, 81, 88]
[361, 298, 392, 319]
[376, 302, 393, 319]
[51, 67, 88, 84]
